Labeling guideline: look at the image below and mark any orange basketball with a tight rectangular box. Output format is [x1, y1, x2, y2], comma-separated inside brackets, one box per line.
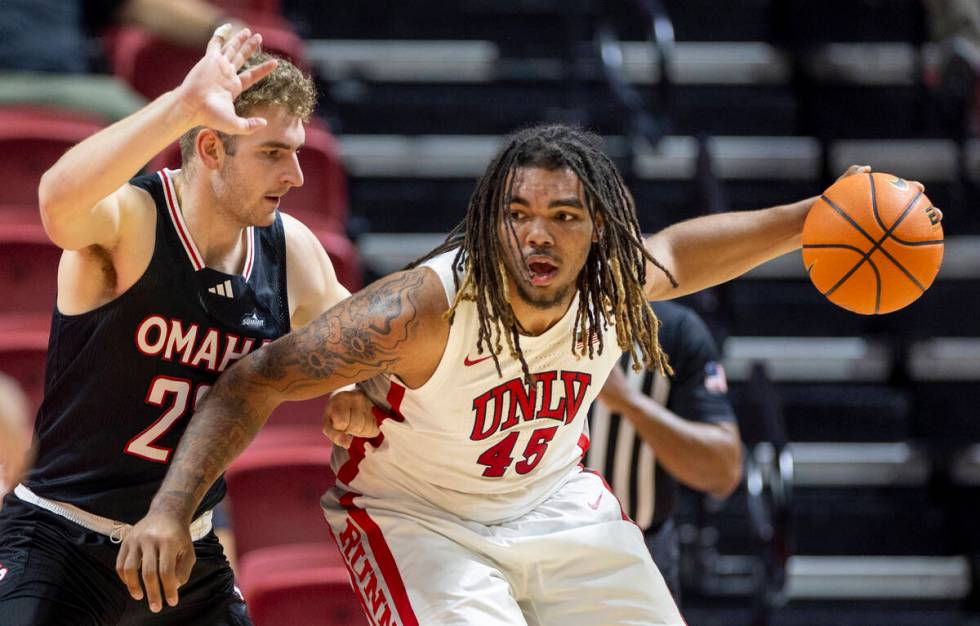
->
[802, 172, 944, 315]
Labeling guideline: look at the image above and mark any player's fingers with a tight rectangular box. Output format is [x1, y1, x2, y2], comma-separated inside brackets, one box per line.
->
[116, 543, 145, 601]
[222, 28, 252, 60]
[932, 206, 944, 222]
[351, 407, 381, 438]
[235, 33, 264, 67]
[911, 180, 926, 193]
[208, 23, 233, 55]
[226, 115, 269, 135]
[322, 422, 352, 449]
[158, 543, 180, 608]
[238, 59, 278, 91]
[833, 164, 869, 182]
[228, 35, 259, 72]
[140, 543, 164, 613]
[330, 405, 352, 433]
[175, 548, 196, 587]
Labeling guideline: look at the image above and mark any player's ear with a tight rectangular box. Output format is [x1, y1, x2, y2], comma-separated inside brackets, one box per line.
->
[196, 129, 226, 170]
[592, 213, 605, 243]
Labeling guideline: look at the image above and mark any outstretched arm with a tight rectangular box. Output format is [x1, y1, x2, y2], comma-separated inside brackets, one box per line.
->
[115, 268, 447, 612]
[642, 165, 871, 300]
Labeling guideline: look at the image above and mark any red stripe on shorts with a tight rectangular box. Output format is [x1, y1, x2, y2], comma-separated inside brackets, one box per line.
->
[339, 491, 420, 626]
[323, 497, 377, 626]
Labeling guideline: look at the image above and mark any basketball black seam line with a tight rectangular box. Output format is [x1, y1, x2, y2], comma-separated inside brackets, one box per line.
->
[820, 192, 927, 293]
[802, 244, 867, 298]
[869, 172, 886, 233]
[870, 256, 882, 314]
[822, 248, 872, 299]
[887, 225, 944, 247]
[869, 174, 943, 246]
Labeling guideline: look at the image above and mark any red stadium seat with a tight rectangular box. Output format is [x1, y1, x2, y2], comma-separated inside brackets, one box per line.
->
[0, 223, 61, 318]
[266, 396, 329, 428]
[211, 0, 282, 15]
[111, 27, 307, 102]
[243, 563, 367, 626]
[238, 542, 345, 589]
[0, 330, 49, 416]
[0, 108, 104, 209]
[250, 423, 329, 449]
[314, 228, 362, 292]
[225, 444, 335, 559]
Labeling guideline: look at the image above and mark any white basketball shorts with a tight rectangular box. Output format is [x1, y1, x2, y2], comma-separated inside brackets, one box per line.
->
[321, 466, 685, 626]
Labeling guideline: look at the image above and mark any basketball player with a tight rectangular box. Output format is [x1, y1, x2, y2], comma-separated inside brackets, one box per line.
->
[119, 125, 874, 624]
[589, 300, 741, 603]
[0, 27, 368, 625]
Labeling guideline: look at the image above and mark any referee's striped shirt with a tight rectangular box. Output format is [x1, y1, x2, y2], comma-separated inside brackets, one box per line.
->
[585, 301, 736, 532]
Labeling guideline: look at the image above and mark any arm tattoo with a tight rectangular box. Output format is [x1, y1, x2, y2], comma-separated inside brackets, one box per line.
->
[253, 270, 424, 390]
[150, 270, 427, 520]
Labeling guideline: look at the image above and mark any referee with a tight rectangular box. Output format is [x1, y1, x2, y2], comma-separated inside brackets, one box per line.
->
[587, 300, 742, 603]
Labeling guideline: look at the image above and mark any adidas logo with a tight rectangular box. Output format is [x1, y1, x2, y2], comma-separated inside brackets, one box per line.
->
[208, 279, 234, 298]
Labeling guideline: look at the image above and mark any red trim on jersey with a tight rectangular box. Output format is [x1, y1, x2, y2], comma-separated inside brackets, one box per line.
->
[243, 226, 255, 280]
[337, 381, 407, 485]
[337, 435, 375, 485]
[581, 466, 631, 522]
[339, 491, 420, 626]
[159, 170, 204, 271]
[576, 433, 590, 456]
[383, 382, 406, 422]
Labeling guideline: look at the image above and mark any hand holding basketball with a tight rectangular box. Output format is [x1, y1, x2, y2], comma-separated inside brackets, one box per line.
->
[802, 169, 944, 315]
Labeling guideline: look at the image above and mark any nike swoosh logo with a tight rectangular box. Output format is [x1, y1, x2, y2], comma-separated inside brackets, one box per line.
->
[589, 492, 603, 510]
[463, 354, 493, 367]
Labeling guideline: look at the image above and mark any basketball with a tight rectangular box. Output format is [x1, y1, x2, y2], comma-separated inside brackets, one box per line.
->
[802, 172, 944, 315]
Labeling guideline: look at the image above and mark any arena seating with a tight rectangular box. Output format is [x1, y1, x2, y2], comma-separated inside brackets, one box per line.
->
[0, 223, 60, 334]
[241, 562, 366, 626]
[224, 443, 335, 560]
[0, 329, 49, 417]
[0, 109, 105, 219]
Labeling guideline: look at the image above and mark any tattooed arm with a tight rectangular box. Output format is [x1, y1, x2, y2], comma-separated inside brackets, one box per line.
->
[115, 267, 450, 612]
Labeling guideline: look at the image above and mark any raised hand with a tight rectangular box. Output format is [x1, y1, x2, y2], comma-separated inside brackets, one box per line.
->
[174, 25, 279, 135]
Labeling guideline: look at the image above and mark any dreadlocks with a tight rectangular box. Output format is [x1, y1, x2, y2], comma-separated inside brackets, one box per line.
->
[411, 124, 678, 382]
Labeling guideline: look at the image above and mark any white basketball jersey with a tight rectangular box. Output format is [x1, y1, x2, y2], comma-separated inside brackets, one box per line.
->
[330, 250, 623, 524]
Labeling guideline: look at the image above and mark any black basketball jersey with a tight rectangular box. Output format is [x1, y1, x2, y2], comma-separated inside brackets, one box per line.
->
[24, 170, 291, 524]
[586, 301, 736, 530]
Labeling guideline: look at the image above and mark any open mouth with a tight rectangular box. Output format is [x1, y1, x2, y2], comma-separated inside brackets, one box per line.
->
[526, 257, 559, 286]
[264, 195, 282, 206]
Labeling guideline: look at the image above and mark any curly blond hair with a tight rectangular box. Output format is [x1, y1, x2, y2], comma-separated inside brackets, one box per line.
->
[179, 51, 316, 164]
